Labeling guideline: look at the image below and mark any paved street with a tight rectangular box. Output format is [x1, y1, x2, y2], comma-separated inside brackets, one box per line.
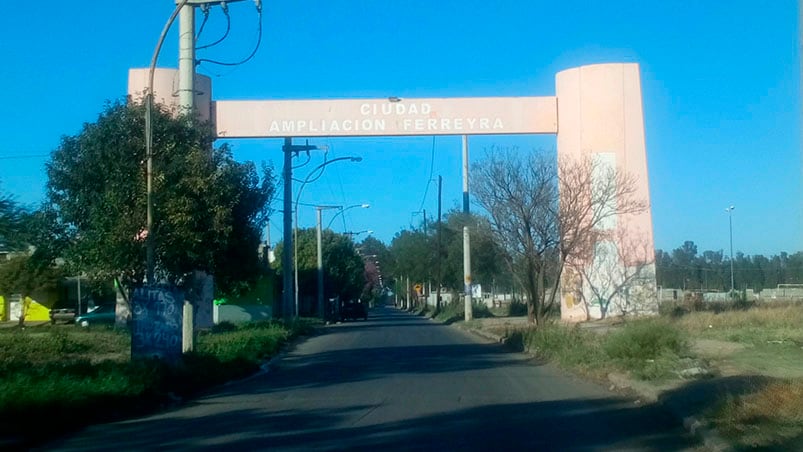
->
[47, 306, 698, 451]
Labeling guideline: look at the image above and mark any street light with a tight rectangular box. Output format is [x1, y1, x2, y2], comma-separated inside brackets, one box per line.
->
[726, 205, 735, 294]
[293, 156, 362, 318]
[327, 204, 371, 230]
[316, 204, 370, 320]
[344, 230, 373, 237]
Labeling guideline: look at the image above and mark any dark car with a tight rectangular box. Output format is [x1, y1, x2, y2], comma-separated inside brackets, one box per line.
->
[340, 301, 368, 321]
[75, 305, 116, 328]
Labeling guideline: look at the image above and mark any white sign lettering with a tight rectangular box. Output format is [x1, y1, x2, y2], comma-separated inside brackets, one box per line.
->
[214, 97, 557, 138]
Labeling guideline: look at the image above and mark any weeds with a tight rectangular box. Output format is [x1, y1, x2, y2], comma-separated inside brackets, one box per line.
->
[506, 319, 690, 381]
[433, 300, 493, 323]
[673, 304, 803, 345]
[713, 378, 803, 448]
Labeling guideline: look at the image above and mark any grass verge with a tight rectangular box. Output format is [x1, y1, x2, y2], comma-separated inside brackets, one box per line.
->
[0, 318, 318, 448]
[505, 318, 691, 381]
[432, 300, 493, 324]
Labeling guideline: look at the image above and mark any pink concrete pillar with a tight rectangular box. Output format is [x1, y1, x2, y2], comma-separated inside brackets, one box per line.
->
[127, 68, 212, 122]
[556, 63, 657, 321]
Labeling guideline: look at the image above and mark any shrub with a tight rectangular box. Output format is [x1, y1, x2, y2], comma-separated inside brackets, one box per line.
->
[603, 319, 689, 380]
[472, 302, 493, 319]
[713, 378, 803, 449]
[433, 300, 464, 323]
[210, 321, 238, 333]
[508, 299, 528, 317]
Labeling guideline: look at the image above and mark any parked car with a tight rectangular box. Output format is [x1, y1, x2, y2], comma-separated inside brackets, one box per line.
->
[50, 308, 76, 325]
[340, 300, 368, 321]
[75, 304, 116, 327]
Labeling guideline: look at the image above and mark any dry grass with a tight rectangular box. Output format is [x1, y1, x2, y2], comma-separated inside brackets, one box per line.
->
[714, 379, 803, 448]
[672, 303, 803, 345]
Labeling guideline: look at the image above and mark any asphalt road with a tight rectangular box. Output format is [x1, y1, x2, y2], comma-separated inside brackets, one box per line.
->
[46, 305, 699, 451]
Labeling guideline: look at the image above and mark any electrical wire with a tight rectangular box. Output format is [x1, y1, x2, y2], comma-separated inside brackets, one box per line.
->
[196, 2, 262, 67]
[0, 154, 49, 160]
[416, 136, 437, 213]
[291, 152, 312, 170]
[196, 3, 231, 50]
[195, 4, 211, 45]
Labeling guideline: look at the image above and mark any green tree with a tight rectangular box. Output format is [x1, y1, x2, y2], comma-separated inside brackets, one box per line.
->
[0, 184, 27, 250]
[440, 210, 508, 293]
[389, 228, 433, 293]
[358, 236, 392, 303]
[273, 228, 364, 315]
[45, 101, 275, 296]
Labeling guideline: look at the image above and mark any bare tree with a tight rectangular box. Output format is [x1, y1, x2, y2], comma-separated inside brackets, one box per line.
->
[473, 148, 559, 325]
[473, 149, 648, 326]
[572, 227, 656, 319]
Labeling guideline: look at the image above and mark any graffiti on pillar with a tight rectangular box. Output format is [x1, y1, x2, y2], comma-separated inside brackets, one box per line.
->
[131, 285, 184, 362]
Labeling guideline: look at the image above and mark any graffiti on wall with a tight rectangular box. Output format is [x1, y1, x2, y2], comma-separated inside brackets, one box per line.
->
[131, 285, 184, 362]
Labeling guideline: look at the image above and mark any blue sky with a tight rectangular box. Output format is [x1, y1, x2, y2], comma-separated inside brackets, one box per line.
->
[0, 1, 800, 256]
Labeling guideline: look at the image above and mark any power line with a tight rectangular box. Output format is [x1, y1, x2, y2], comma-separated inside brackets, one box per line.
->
[416, 136, 436, 213]
[196, 3, 231, 50]
[196, 2, 262, 67]
[0, 154, 49, 160]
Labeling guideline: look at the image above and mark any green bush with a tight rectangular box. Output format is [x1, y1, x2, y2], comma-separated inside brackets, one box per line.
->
[434, 300, 494, 322]
[603, 319, 689, 380]
[508, 299, 528, 317]
[210, 321, 238, 333]
[523, 325, 609, 373]
[472, 302, 493, 319]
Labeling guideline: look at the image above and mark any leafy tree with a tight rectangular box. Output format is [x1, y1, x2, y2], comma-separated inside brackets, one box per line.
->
[0, 184, 26, 250]
[358, 236, 392, 303]
[440, 210, 508, 294]
[655, 244, 803, 291]
[389, 228, 433, 300]
[273, 228, 364, 315]
[45, 101, 275, 296]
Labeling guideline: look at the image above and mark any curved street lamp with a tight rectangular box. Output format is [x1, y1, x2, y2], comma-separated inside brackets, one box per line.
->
[344, 230, 373, 237]
[293, 156, 362, 317]
[327, 204, 371, 230]
[144, 0, 189, 284]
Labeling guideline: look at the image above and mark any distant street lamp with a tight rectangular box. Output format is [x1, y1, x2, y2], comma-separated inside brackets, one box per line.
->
[315, 203, 370, 320]
[327, 204, 371, 230]
[344, 230, 373, 237]
[293, 157, 362, 317]
[726, 205, 735, 294]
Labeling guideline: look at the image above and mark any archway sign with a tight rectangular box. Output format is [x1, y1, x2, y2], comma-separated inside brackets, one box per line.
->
[129, 62, 658, 321]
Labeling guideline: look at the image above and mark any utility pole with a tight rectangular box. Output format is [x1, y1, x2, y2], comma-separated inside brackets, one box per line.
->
[177, 1, 200, 353]
[462, 135, 470, 214]
[316, 208, 324, 320]
[464, 226, 473, 321]
[281, 138, 293, 320]
[726, 205, 735, 294]
[436, 175, 443, 311]
[462, 135, 473, 321]
[178, 3, 195, 113]
[281, 138, 327, 320]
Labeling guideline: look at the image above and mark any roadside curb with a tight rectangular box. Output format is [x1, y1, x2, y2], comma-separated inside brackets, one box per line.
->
[454, 322, 733, 452]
